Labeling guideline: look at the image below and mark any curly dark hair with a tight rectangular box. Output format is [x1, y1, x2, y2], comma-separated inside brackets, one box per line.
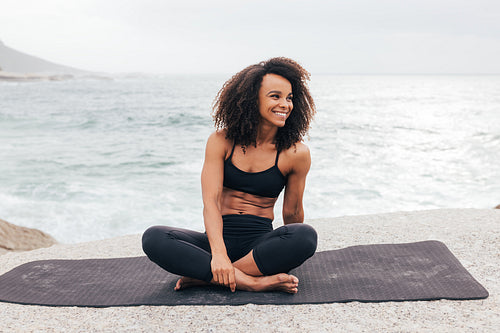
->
[212, 57, 315, 151]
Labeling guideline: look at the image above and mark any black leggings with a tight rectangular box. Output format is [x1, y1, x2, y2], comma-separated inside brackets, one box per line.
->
[142, 214, 317, 282]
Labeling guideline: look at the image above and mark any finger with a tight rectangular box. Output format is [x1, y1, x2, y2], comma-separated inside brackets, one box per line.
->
[229, 272, 236, 292]
[222, 272, 229, 287]
[212, 271, 219, 284]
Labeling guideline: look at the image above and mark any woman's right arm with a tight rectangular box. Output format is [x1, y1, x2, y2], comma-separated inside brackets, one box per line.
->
[201, 131, 236, 292]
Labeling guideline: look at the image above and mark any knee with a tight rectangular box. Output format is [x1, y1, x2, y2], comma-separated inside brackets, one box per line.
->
[290, 223, 318, 257]
[141, 226, 166, 257]
[302, 224, 318, 256]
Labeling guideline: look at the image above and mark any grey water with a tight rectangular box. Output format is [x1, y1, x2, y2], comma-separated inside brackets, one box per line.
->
[1, 74, 499, 243]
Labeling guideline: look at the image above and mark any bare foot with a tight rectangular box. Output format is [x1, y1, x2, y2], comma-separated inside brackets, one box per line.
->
[175, 272, 299, 294]
[174, 276, 209, 291]
[235, 270, 299, 294]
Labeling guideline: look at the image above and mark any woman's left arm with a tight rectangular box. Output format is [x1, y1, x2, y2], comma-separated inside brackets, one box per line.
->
[282, 143, 311, 225]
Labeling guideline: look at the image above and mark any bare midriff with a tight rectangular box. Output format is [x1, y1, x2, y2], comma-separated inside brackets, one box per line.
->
[220, 187, 277, 220]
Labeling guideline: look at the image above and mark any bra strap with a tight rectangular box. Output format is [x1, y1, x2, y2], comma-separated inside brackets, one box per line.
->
[275, 149, 281, 166]
[227, 142, 237, 160]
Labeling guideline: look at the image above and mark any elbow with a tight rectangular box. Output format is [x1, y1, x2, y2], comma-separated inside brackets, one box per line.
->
[203, 190, 222, 212]
[203, 202, 221, 222]
[203, 200, 221, 215]
[283, 208, 304, 224]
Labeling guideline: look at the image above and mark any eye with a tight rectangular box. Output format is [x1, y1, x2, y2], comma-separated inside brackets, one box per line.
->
[270, 94, 279, 99]
[287, 95, 293, 102]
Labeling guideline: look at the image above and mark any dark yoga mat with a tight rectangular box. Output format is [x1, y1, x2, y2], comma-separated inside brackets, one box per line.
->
[0, 240, 488, 307]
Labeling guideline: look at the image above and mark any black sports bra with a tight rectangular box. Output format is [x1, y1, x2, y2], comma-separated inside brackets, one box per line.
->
[223, 144, 286, 198]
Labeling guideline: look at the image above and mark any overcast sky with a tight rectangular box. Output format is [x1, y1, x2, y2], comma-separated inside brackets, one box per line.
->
[1, 0, 499, 74]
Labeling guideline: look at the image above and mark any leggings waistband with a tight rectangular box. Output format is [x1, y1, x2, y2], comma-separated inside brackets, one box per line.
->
[222, 214, 273, 236]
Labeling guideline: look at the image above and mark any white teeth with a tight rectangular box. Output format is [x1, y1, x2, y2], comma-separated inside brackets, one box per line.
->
[274, 112, 287, 116]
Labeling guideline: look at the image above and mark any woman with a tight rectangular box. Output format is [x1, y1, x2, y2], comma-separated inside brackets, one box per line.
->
[142, 57, 317, 294]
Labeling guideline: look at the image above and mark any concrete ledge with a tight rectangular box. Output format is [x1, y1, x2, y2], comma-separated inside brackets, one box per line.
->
[0, 209, 498, 332]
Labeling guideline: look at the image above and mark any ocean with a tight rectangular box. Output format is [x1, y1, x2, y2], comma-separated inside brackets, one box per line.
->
[1, 74, 499, 243]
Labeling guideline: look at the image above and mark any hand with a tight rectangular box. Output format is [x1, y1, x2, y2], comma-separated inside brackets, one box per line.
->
[210, 253, 236, 292]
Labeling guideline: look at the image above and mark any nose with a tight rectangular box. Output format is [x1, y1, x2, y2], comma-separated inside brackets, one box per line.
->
[279, 98, 288, 109]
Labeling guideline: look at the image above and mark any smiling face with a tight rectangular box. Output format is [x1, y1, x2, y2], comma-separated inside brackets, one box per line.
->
[257, 73, 293, 128]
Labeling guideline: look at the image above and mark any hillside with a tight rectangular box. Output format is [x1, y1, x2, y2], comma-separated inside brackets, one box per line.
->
[0, 40, 87, 74]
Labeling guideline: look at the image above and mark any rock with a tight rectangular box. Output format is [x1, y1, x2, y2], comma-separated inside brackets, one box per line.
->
[0, 218, 57, 253]
[495, 204, 500, 209]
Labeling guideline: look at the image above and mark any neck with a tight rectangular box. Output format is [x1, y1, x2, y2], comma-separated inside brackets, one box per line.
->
[256, 123, 278, 146]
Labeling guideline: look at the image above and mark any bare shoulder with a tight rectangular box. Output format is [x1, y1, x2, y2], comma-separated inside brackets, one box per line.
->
[206, 129, 230, 146]
[282, 141, 310, 160]
[280, 141, 311, 174]
[206, 129, 231, 157]
[207, 129, 227, 143]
